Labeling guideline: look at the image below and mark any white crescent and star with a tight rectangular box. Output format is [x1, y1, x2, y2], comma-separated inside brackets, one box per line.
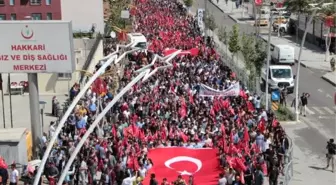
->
[134, 50, 183, 82]
[164, 156, 202, 176]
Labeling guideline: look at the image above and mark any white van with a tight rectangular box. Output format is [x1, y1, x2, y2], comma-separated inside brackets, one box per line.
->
[271, 45, 295, 65]
[261, 65, 295, 94]
[127, 33, 148, 49]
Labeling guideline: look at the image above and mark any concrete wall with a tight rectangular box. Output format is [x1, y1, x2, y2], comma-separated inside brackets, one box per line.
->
[60, 0, 105, 33]
[37, 39, 103, 94]
[1, 38, 103, 94]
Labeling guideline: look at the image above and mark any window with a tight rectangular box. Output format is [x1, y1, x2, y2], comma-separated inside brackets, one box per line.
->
[10, 14, 16, 20]
[46, 13, 52, 20]
[20, 0, 29, 5]
[0, 0, 4, 5]
[0, 14, 6, 20]
[10, 0, 15, 5]
[46, 0, 50, 5]
[30, 0, 41, 5]
[31, 13, 42, 20]
[58, 73, 72, 80]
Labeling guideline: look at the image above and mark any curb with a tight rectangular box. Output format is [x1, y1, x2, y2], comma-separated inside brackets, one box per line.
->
[228, 14, 239, 23]
[208, 0, 224, 13]
[321, 75, 336, 86]
[294, 59, 309, 68]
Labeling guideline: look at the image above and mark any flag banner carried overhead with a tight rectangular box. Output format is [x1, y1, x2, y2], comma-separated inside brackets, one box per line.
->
[142, 148, 220, 185]
[255, 0, 263, 6]
[199, 82, 240, 97]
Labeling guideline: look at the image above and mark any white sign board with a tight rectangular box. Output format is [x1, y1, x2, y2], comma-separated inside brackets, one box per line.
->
[121, 10, 130, 19]
[0, 21, 75, 73]
[197, 9, 204, 30]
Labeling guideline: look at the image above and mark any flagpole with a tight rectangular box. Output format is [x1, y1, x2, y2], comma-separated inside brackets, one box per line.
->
[0, 74, 5, 128]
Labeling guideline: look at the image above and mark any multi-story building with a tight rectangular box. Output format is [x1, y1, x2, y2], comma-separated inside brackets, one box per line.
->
[0, 0, 62, 20]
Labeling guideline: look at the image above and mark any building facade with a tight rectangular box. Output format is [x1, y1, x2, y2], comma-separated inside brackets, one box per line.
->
[0, 0, 61, 20]
[60, 0, 104, 33]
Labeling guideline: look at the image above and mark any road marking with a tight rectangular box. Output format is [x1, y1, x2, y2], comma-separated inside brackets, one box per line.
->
[326, 94, 333, 98]
[304, 107, 315, 115]
[317, 89, 323, 93]
[323, 107, 334, 114]
[311, 107, 325, 115]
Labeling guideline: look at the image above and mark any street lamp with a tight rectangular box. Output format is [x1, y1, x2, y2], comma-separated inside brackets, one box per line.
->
[294, 1, 329, 122]
[39, 101, 46, 133]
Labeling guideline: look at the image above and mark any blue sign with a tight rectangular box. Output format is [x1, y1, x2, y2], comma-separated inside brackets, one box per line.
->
[271, 89, 280, 101]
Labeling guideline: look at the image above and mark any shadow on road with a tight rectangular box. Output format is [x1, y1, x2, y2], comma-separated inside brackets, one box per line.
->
[308, 165, 332, 172]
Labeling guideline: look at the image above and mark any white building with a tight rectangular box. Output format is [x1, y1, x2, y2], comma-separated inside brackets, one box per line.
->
[61, 0, 105, 33]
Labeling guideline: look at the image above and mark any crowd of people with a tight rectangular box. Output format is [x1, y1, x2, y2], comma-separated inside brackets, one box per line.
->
[0, 0, 290, 185]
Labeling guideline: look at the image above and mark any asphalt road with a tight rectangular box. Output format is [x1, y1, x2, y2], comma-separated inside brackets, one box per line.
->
[189, 0, 336, 171]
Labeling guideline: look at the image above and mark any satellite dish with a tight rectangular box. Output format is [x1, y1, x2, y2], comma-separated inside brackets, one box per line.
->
[110, 31, 116, 38]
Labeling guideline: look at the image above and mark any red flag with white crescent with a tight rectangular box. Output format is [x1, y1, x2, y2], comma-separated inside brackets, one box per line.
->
[142, 148, 220, 184]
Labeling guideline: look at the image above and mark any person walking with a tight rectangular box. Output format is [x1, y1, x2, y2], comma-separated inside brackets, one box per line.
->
[325, 138, 336, 172]
[254, 165, 264, 185]
[9, 163, 19, 185]
[300, 93, 308, 117]
[280, 87, 287, 107]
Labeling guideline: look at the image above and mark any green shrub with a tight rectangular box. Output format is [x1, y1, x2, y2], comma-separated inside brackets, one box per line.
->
[184, 0, 193, 7]
[275, 105, 295, 121]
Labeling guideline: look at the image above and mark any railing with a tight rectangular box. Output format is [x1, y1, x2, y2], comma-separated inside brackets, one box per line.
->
[283, 135, 294, 185]
[79, 33, 103, 83]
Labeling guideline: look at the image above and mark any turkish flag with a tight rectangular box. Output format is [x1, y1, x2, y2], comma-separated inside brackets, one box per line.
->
[255, 0, 262, 6]
[143, 148, 220, 184]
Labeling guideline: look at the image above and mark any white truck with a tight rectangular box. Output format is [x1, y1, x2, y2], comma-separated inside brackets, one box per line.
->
[271, 45, 295, 65]
[127, 33, 148, 49]
[261, 65, 295, 94]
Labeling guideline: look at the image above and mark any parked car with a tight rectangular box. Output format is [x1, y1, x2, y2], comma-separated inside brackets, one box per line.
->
[254, 18, 269, 26]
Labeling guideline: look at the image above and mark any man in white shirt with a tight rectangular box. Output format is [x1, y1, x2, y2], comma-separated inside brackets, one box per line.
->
[121, 171, 138, 185]
[218, 173, 227, 185]
[10, 164, 19, 185]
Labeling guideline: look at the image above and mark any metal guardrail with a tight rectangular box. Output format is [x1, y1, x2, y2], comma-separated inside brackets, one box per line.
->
[283, 135, 294, 185]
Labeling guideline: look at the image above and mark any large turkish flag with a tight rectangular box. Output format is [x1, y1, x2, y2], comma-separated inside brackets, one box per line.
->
[142, 148, 220, 185]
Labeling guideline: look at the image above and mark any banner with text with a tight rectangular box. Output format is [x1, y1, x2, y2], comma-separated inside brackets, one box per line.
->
[199, 82, 240, 97]
[197, 9, 204, 30]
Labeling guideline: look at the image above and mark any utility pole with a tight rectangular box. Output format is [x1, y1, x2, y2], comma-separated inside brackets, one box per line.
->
[265, 12, 273, 111]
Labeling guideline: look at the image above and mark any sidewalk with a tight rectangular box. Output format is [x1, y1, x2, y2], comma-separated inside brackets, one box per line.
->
[281, 122, 336, 185]
[210, 0, 246, 15]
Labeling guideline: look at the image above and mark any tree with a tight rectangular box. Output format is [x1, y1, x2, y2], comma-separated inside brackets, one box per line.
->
[184, 0, 193, 7]
[205, 13, 217, 31]
[107, 0, 132, 29]
[252, 39, 267, 91]
[228, 25, 241, 62]
[253, 39, 267, 77]
[241, 33, 255, 72]
[218, 26, 228, 54]
[285, 0, 312, 44]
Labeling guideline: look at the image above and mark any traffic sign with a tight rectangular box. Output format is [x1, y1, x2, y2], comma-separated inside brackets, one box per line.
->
[271, 89, 280, 101]
[272, 101, 279, 111]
